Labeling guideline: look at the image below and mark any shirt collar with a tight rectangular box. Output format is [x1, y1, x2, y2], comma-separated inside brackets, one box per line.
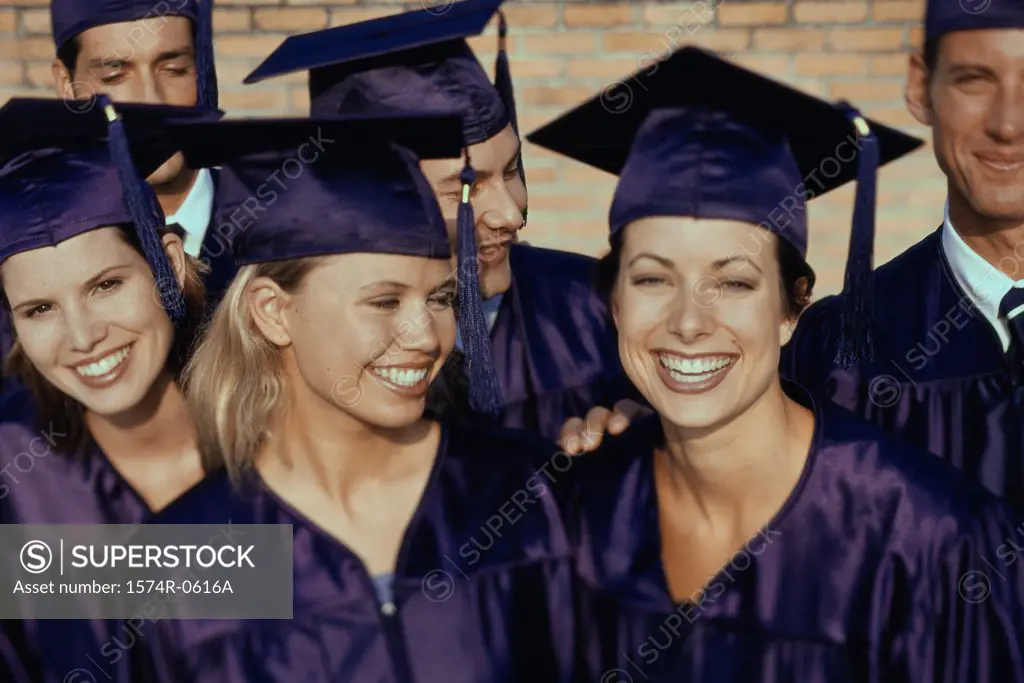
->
[166, 168, 214, 258]
[940, 198, 1015, 322]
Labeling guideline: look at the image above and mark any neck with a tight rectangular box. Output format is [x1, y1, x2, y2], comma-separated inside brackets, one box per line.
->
[154, 167, 200, 218]
[656, 380, 811, 526]
[84, 372, 195, 456]
[948, 189, 1024, 278]
[260, 381, 433, 504]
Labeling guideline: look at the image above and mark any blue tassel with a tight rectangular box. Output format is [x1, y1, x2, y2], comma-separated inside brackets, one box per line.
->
[101, 97, 188, 326]
[194, 0, 218, 110]
[833, 102, 879, 368]
[494, 11, 524, 184]
[456, 161, 503, 415]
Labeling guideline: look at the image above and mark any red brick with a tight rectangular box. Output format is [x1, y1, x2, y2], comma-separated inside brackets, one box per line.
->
[214, 35, 290, 59]
[25, 61, 52, 88]
[872, 0, 925, 22]
[529, 194, 602, 212]
[213, 8, 252, 33]
[859, 106, 925, 130]
[330, 7, 400, 27]
[908, 26, 924, 48]
[522, 33, 596, 56]
[794, 54, 869, 77]
[566, 57, 643, 79]
[689, 29, 751, 53]
[826, 27, 906, 52]
[501, 5, 559, 28]
[215, 60, 261, 85]
[290, 87, 309, 113]
[794, 1, 869, 24]
[871, 54, 910, 77]
[506, 58, 563, 79]
[753, 28, 831, 51]
[254, 8, 327, 31]
[517, 166, 556, 184]
[0, 9, 13, 33]
[0, 38, 52, 61]
[562, 164, 617, 184]
[214, 0, 278, 6]
[218, 87, 289, 111]
[522, 86, 595, 106]
[0, 0, 48, 6]
[787, 78, 829, 98]
[719, 2, 788, 27]
[641, 2, 716, 29]
[287, 0, 357, 4]
[21, 8, 49, 35]
[0, 61, 22, 85]
[564, 4, 636, 28]
[828, 79, 906, 102]
[731, 54, 792, 78]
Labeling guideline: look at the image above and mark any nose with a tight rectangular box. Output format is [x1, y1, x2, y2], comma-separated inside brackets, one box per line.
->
[475, 178, 525, 237]
[665, 277, 717, 343]
[63, 304, 107, 353]
[988, 80, 1024, 143]
[394, 303, 444, 358]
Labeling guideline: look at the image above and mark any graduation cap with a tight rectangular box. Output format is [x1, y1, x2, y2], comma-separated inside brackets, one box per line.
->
[925, 0, 1024, 41]
[50, 0, 218, 109]
[244, 0, 512, 147]
[527, 46, 924, 368]
[0, 97, 219, 325]
[163, 114, 503, 413]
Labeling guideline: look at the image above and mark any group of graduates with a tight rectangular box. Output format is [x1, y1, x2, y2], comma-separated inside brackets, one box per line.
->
[2, 0, 1024, 681]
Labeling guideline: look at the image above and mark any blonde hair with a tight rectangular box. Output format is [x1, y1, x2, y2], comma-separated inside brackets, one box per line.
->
[1, 226, 208, 453]
[182, 257, 321, 479]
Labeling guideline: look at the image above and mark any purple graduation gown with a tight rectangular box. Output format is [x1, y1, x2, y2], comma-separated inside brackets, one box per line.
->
[571, 382, 1024, 683]
[137, 421, 576, 683]
[0, 388, 152, 683]
[782, 228, 1024, 510]
[490, 243, 636, 439]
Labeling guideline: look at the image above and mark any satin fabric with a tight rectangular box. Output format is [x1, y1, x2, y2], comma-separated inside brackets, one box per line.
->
[783, 228, 1024, 510]
[571, 382, 1024, 683]
[136, 420, 576, 683]
[489, 243, 637, 440]
[0, 388, 151, 683]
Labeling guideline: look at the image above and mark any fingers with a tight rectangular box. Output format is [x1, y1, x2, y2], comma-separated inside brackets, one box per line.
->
[560, 406, 617, 455]
[560, 417, 587, 455]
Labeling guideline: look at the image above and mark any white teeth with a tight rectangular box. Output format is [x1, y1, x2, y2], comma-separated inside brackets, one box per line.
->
[75, 347, 130, 378]
[658, 354, 733, 375]
[373, 367, 429, 387]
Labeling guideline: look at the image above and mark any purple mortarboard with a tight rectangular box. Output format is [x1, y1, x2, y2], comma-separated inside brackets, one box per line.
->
[242, 0, 516, 415]
[925, 0, 1024, 40]
[0, 96, 221, 324]
[50, 0, 218, 109]
[527, 47, 923, 368]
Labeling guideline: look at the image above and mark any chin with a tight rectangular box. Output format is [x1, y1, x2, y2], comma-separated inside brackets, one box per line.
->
[353, 400, 427, 430]
[480, 266, 513, 299]
[649, 391, 736, 432]
[146, 153, 187, 188]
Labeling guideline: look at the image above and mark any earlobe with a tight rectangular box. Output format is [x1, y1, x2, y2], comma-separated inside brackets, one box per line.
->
[161, 233, 188, 290]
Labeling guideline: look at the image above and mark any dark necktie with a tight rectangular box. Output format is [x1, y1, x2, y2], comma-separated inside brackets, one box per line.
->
[998, 284, 1024, 373]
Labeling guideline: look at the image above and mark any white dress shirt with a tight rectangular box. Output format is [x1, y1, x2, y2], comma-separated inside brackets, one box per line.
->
[165, 167, 214, 258]
[941, 200, 1020, 352]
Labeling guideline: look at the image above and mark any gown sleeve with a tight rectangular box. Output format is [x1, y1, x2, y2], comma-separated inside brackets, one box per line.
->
[883, 498, 1024, 682]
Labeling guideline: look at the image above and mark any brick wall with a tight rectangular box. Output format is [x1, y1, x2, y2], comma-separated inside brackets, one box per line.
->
[0, 0, 942, 296]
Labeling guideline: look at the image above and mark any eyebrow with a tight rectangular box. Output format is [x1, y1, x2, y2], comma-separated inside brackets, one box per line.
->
[628, 253, 674, 269]
[10, 264, 130, 313]
[437, 141, 523, 187]
[713, 255, 762, 273]
[360, 280, 410, 293]
[627, 253, 763, 273]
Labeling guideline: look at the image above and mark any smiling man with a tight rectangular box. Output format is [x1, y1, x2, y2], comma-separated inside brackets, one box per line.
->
[244, 0, 636, 440]
[784, 0, 1024, 509]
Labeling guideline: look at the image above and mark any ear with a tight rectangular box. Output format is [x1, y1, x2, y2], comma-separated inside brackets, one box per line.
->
[52, 58, 74, 100]
[247, 276, 294, 348]
[161, 233, 188, 291]
[778, 276, 811, 348]
[905, 51, 933, 127]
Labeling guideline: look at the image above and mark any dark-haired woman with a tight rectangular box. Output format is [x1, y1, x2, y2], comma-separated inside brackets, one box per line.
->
[530, 48, 1024, 682]
[0, 99, 209, 682]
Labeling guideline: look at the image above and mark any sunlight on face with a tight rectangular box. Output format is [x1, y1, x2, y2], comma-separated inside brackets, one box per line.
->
[2, 227, 178, 417]
[273, 254, 457, 430]
[419, 124, 526, 299]
[612, 217, 795, 432]
[54, 17, 198, 187]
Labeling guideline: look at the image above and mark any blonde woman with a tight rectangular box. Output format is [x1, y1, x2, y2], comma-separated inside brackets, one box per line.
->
[0, 99, 211, 682]
[138, 115, 576, 683]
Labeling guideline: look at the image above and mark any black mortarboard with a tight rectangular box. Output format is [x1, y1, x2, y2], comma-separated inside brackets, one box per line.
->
[0, 97, 220, 324]
[243, 0, 510, 146]
[163, 114, 503, 412]
[925, 0, 1024, 41]
[527, 47, 924, 368]
[51, 0, 218, 109]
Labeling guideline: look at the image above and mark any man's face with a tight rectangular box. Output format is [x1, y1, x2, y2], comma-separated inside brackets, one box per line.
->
[907, 29, 1024, 224]
[419, 124, 527, 300]
[52, 17, 198, 189]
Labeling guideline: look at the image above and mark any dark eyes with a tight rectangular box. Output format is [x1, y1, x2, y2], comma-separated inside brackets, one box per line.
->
[631, 276, 754, 291]
[369, 291, 456, 313]
[22, 278, 123, 319]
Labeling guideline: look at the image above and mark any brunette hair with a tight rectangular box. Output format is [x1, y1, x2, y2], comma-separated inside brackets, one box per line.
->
[1, 225, 207, 453]
[182, 257, 322, 478]
[594, 228, 815, 319]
